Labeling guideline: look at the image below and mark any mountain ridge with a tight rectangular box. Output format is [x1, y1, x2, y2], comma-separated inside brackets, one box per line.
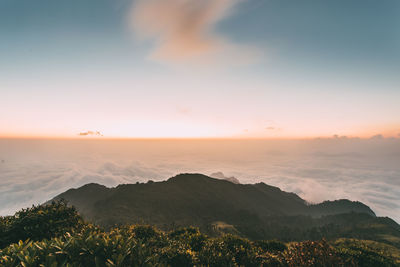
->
[51, 173, 399, 246]
[55, 173, 375, 217]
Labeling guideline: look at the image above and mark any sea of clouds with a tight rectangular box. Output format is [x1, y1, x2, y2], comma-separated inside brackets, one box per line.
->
[0, 138, 399, 222]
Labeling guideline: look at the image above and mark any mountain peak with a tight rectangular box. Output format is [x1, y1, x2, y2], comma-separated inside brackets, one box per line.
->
[50, 173, 384, 240]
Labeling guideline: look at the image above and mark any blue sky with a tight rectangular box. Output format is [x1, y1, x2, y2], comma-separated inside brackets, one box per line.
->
[0, 0, 399, 138]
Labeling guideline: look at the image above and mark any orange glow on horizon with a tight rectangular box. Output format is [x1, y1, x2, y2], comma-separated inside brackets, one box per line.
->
[1, 126, 399, 140]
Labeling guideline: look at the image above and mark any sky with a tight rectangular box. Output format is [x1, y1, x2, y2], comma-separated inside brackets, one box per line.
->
[1, 0, 399, 138]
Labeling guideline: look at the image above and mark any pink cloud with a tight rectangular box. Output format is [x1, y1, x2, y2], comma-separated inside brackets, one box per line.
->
[130, 0, 259, 64]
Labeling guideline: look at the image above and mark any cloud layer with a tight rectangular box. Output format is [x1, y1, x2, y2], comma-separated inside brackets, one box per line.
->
[131, 0, 255, 64]
[0, 139, 399, 223]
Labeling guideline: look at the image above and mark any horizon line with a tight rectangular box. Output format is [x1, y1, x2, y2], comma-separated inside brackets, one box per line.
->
[0, 136, 398, 141]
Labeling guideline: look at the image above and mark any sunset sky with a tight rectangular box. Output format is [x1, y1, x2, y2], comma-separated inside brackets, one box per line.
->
[1, 0, 399, 138]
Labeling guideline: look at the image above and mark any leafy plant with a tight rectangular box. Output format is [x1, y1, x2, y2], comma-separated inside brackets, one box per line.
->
[0, 202, 398, 266]
[0, 200, 83, 248]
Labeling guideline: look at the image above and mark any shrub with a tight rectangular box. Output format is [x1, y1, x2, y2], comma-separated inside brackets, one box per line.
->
[334, 239, 397, 267]
[254, 240, 287, 253]
[0, 203, 397, 266]
[0, 200, 83, 248]
[169, 227, 207, 252]
[283, 239, 344, 267]
[130, 225, 161, 241]
[198, 234, 272, 266]
[159, 240, 197, 266]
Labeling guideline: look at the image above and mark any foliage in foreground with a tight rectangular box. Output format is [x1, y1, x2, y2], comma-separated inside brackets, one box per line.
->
[0, 201, 398, 266]
[0, 200, 83, 248]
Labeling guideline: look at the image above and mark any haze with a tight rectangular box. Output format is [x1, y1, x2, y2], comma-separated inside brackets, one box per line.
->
[1, 138, 399, 223]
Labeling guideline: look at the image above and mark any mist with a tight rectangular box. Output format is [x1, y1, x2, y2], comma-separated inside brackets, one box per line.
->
[0, 138, 399, 222]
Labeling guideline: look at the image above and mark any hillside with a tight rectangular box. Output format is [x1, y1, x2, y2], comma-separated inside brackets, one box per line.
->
[2, 202, 399, 266]
[52, 173, 400, 247]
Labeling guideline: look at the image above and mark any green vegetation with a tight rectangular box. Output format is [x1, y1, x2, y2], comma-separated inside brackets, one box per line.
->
[52, 174, 400, 248]
[0, 200, 83, 248]
[1, 201, 399, 266]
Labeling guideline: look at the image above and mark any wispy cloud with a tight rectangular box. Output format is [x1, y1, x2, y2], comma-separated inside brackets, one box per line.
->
[210, 171, 240, 184]
[370, 134, 384, 140]
[130, 0, 259, 64]
[176, 106, 192, 115]
[78, 131, 103, 137]
[265, 120, 281, 132]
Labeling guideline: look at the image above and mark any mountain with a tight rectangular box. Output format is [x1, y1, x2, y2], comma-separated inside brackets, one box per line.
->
[52, 173, 400, 247]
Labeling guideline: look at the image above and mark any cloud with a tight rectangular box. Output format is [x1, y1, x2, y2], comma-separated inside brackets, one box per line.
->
[264, 120, 282, 132]
[176, 106, 191, 115]
[0, 161, 173, 216]
[0, 139, 399, 222]
[370, 134, 384, 140]
[210, 171, 240, 184]
[332, 135, 350, 139]
[78, 131, 103, 137]
[130, 0, 258, 64]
